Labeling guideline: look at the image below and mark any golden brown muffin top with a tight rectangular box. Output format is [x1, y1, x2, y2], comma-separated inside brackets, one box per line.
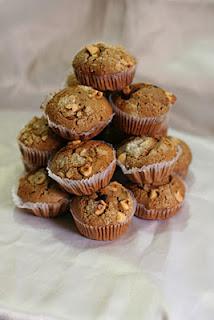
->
[169, 137, 192, 175]
[112, 83, 176, 117]
[45, 86, 113, 133]
[117, 136, 177, 168]
[129, 175, 185, 210]
[71, 181, 135, 226]
[18, 116, 63, 151]
[72, 42, 136, 75]
[17, 168, 69, 203]
[49, 140, 115, 180]
[66, 73, 79, 87]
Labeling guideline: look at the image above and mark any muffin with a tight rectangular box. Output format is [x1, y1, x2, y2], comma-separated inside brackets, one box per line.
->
[110, 83, 176, 137]
[128, 175, 185, 220]
[44, 85, 113, 140]
[169, 137, 192, 177]
[72, 42, 136, 91]
[13, 168, 69, 218]
[18, 116, 63, 171]
[70, 181, 136, 240]
[117, 136, 181, 184]
[48, 140, 116, 195]
[65, 73, 79, 87]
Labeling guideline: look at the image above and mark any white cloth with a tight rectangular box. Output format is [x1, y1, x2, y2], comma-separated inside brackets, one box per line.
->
[0, 1, 214, 319]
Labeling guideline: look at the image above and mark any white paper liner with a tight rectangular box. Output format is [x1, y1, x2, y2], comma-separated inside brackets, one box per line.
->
[19, 142, 53, 170]
[109, 94, 170, 137]
[47, 146, 117, 195]
[45, 112, 114, 141]
[70, 190, 136, 240]
[135, 201, 184, 220]
[74, 66, 136, 91]
[12, 186, 69, 218]
[117, 145, 182, 185]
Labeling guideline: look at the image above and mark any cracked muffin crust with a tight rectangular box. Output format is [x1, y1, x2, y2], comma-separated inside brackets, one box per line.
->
[71, 181, 135, 227]
[128, 175, 185, 220]
[49, 140, 115, 180]
[112, 83, 176, 117]
[117, 136, 177, 169]
[18, 116, 63, 151]
[44, 85, 113, 140]
[17, 168, 69, 204]
[72, 43, 136, 91]
[169, 137, 192, 177]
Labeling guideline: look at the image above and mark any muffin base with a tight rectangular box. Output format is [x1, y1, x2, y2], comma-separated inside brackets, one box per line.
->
[12, 188, 69, 218]
[19, 142, 53, 171]
[110, 95, 169, 137]
[135, 202, 183, 220]
[45, 113, 114, 141]
[117, 146, 182, 185]
[47, 154, 116, 196]
[74, 66, 136, 92]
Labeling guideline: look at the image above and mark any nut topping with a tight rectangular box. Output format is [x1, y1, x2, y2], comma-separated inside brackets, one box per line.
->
[118, 152, 126, 164]
[86, 45, 99, 56]
[28, 170, 46, 185]
[175, 191, 183, 203]
[116, 212, 126, 223]
[119, 199, 130, 211]
[80, 163, 92, 177]
[95, 200, 107, 216]
[150, 190, 158, 200]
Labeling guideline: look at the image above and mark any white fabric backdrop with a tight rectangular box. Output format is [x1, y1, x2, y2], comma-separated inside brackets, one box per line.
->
[0, 0, 214, 319]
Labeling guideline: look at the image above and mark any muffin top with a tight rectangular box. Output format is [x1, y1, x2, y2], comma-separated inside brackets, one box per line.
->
[17, 168, 69, 203]
[112, 83, 176, 117]
[66, 73, 79, 87]
[49, 140, 115, 180]
[129, 175, 185, 210]
[72, 42, 136, 75]
[169, 137, 192, 173]
[117, 136, 178, 169]
[18, 116, 63, 151]
[71, 181, 135, 226]
[45, 86, 113, 133]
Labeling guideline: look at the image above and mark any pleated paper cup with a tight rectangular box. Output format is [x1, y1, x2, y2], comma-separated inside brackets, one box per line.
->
[19, 142, 53, 171]
[70, 191, 136, 241]
[110, 95, 169, 137]
[74, 66, 136, 92]
[45, 113, 114, 141]
[135, 201, 184, 220]
[117, 146, 182, 185]
[12, 187, 69, 218]
[47, 153, 116, 196]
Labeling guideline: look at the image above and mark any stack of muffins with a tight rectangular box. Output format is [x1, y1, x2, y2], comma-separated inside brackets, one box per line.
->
[13, 43, 192, 241]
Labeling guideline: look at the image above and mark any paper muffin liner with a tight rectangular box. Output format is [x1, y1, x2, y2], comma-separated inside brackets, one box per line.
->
[12, 186, 69, 218]
[47, 148, 117, 195]
[109, 95, 170, 137]
[70, 190, 136, 240]
[45, 113, 114, 141]
[117, 145, 182, 185]
[74, 66, 136, 92]
[135, 201, 184, 220]
[19, 142, 53, 171]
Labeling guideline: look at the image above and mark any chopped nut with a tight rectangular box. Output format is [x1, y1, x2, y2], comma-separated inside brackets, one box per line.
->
[119, 199, 130, 211]
[76, 111, 82, 118]
[175, 191, 183, 203]
[79, 149, 88, 157]
[165, 91, 176, 104]
[108, 183, 118, 192]
[86, 45, 99, 56]
[28, 171, 46, 185]
[41, 135, 48, 141]
[96, 91, 103, 99]
[65, 103, 79, 112]
[65, 169, 73, 179]
[116, 212, 126, 223]
[150, 190, 158, 200]
[80, 163, 92, 177]
[95, 200, 107, 216]
[68, 140, 82, 148]
[57, 171, 65, 178]
[118, 152, 126, 164]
